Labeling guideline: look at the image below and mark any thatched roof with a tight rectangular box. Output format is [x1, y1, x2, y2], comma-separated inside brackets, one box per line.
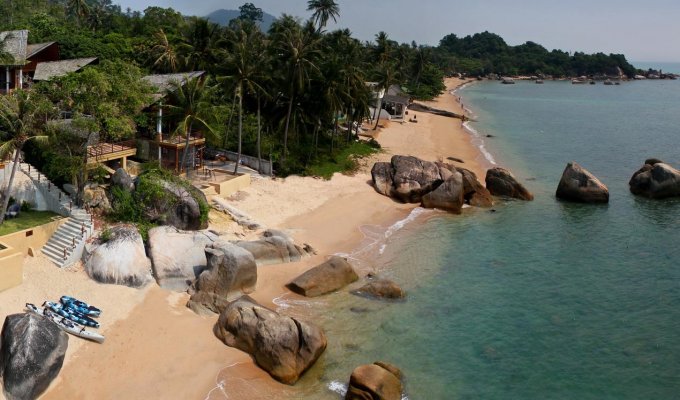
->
[0, 30, 29, 66]
[26, 42, 56, 58]
[142, 71, 205, 101]
[33, 58, 98, 81]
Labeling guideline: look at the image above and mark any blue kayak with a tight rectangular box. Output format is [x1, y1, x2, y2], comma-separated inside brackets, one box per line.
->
[60, 295, 101, 317]
[44, 301, 100, 328]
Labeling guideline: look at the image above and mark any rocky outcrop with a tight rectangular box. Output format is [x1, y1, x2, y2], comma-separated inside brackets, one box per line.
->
[111, 168, 134, 193]
[1, 313, 69, 400]
[485, 167, 534, 200]
[148, 226, 219, 291]
[187, 241, 257, 314]
[346, 362, 403, 400]
[351, 278, 405, 300]
[233, 230, 312, 266]
[371, 156, 492, 212]
[556, 162, 609, 203]
[150, 180, 208, 230]
[215, 296, 327, 384]
[85, 226, 152, 287]
[629, 160, 680, 199]
[82, 184, 111, 213]
[287, 256, 358, 297]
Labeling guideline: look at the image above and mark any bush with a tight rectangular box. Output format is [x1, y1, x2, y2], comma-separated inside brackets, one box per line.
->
[20, 201, 32, 212]
[99, 227, 112, 243]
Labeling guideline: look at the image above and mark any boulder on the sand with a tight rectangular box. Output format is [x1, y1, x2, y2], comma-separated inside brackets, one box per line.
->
[233, 229, 311, 266]
[151, 180, 209, 230]
[371, 162, 395, 197]
[1, 313, 68, 400]
[390, 155, 442, 203]
[187, 241, 257, 314]
[215, 296, 327, 384]
[457, 167, 494, 207]
[346, 362, 403, 400]
[111, 168, 134, 192]
[85, 225, 152, 287]
[629, 161, 680, 199]
[556, 162, 609, 203]
[351, 278, 405, 300]
[148, 226, 219, 291]
[485, 167, 534, 200]
[287, 256, 358, 297]
[421, 170, 464, 213]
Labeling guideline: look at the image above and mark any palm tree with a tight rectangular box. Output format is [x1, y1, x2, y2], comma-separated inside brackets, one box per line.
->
[307, 0, 340, 31]
[67, 0, 90, 23]
[372, 61, 396, 130]
[270, 17, 321, 162]
[151, 29, 180, 73]
[0, 91, 50, 225]
[165, 76, 217, 177]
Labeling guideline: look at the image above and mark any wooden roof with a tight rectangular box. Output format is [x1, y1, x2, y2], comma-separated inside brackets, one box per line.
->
[142, 71, 206, 102]
[33, 58, 98, 81]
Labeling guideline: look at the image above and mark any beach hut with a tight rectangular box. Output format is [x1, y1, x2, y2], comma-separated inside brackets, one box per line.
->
[33, 57, 98, 82]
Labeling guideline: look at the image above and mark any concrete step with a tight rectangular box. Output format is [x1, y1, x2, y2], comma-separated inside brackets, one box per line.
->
[42, 246, 70, 261]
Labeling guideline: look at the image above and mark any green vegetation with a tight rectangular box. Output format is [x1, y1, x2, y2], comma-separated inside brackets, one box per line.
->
[0, 211, 60, 236]
[305, 140, 380, 179]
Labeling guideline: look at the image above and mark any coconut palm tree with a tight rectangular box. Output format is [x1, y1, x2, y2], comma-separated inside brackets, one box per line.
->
[151, 28, 180, 73]
[67, 0, 90, 23]
[0, 91, 51, 225]
[165, 76, 217, 177]
[307, 0, 340, 31]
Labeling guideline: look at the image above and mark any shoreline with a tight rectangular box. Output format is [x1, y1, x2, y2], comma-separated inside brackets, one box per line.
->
[1, 77, 487, 400]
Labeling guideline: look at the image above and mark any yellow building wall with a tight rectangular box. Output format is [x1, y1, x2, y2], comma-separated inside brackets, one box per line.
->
[0, 245, 23, 293]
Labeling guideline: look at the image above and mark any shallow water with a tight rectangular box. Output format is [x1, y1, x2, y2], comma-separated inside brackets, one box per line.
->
[292, 79, 680, 399]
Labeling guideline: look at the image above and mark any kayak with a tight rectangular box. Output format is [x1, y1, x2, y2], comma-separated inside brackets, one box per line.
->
[25, 303, 105, 343]
[44, 301, 100, 328]
[60, 295, 101, 317]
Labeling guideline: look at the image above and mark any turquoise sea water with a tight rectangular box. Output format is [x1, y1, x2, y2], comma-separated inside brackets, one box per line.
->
[292, 79, 680, 399]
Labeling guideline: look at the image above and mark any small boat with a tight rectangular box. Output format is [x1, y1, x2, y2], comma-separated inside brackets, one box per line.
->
[603, 79, 614, 85]
[535, 79, 544, 84]
[44, 301, 100, 328]
[589, 80, 596, 85]
[501, 77, 515, 84]
[60, 295, 101, 317]
[26, 303, 105, 343]
[572, 78, 586, 84]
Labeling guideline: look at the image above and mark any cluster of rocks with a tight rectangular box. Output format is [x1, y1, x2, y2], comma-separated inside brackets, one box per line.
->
[346, 362, 403, 400]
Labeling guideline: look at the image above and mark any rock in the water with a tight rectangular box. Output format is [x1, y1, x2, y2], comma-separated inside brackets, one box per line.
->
[111, 168, 134, 192]
[187, 241, 257, 314]
[233, 230, 310, 266]
[1, 313, 68, 400]
[371, 162, 395, 197]
[287, 256, 359, 297]
[82, 184, 111, 213]
[346, 362, 403, 400]
[485, 167, 534, 200]
[644, 158, 664, 166]
[85, 226, 152, 287]
[215, 296, 327, 384]
[390, 155, 442, 203]
[556, 162, 609, 203]
[148, 226, 219, 291]
[421, 171, 464, 213]
[629, 161, 680, 199]
[457, 167, 494, 207]
[351, 278, 405, 300]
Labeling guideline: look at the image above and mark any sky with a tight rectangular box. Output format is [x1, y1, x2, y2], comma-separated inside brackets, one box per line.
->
[114, 0, 680, 62]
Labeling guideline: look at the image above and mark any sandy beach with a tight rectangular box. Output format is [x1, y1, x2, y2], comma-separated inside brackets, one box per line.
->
[0, 77, 484, 400]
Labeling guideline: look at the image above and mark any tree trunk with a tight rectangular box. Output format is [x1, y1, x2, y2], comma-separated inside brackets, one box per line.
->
[373, 96, 383, 130]
[282, 80, 295, 163]
[234, 85, 243, 175]
[179, 121, 193, 177]
[256, 94, 262, 174]
[223, 91, 238, 149]
[0, 148, 21, 225]
[332, 114, 339, 151]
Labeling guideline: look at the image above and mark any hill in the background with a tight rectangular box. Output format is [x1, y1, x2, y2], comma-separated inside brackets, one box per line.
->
[205, 9, 276, 31]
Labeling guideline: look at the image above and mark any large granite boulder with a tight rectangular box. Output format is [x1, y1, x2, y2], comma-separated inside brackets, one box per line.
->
[485, 167, 534, 200]
[287, 256, 359, 297]
[149, 180, 208, 230]
[111, 168, 134, 193]
[458, 167, 494, 207]
[346, 362, 403, 400]
[629, 160, 680, 199]
[351, 278, 405, 300]
[85, 226, 152, 287]
[371, 162, 395, 197]
[1, 313, 68, 400]
[148, 226, 219, 291]
[187, 241, 257, 314]
[421, 170, 464, 213]
[233, 230, 311, 266]
[215, 296, 327, 384]
[556, 162, 609, 203]
[390, 155, 442, 203]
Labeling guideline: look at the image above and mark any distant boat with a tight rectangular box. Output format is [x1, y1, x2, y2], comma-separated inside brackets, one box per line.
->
[589, 80, 596, 85]
[603, 79, 614, 86]
[501, 77, 515, 84]
[535, 79, 544, 84]
[572, 78, 586, 84]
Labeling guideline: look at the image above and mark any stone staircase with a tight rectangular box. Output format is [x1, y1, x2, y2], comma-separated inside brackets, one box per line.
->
[18, 163, 94, 268]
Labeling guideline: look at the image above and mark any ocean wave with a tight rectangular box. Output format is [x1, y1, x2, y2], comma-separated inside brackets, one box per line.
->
[328, 380, 348, 396]
[463, 121, 497, 165]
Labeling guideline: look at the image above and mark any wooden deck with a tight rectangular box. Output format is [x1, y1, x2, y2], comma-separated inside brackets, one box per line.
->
[86, 141, 137, 166]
